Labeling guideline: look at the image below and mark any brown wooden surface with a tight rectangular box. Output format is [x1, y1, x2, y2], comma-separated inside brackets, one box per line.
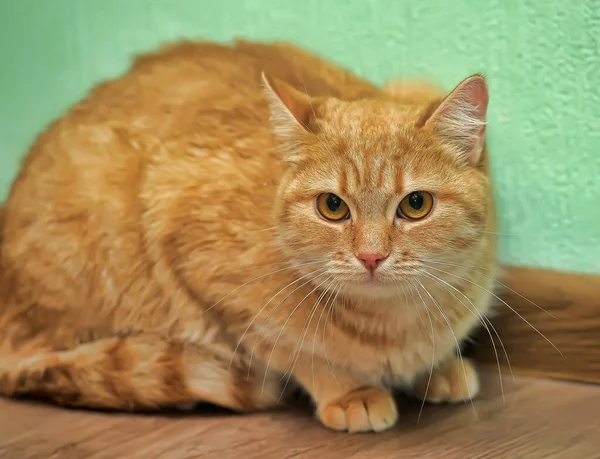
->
[474, 266, 600, 384]
[1, 373, 599, 459]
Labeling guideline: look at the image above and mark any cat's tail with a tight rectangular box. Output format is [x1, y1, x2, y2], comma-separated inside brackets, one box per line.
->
[0, 334, 281, 411]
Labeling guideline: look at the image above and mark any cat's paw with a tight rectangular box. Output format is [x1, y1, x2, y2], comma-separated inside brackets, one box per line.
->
[316, 387, 398, 433]
[415, 357, 480, 404]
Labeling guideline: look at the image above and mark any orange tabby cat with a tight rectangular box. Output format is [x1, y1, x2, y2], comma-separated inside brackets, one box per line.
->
[0, 40, 497, 432]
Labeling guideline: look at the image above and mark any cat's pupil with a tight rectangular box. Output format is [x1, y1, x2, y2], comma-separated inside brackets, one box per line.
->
[408, 192, 424, 210]
[326, 194, 341, 211]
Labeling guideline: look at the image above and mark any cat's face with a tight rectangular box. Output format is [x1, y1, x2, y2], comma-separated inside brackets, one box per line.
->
[264, 74, 490, 299]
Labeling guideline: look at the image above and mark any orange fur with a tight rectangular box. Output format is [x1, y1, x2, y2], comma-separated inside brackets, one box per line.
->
[0, 40, 497, 432]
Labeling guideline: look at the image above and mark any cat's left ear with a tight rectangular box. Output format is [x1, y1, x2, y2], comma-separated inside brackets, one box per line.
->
[425, 74, 488, 166]
[262, 73, 316, 159]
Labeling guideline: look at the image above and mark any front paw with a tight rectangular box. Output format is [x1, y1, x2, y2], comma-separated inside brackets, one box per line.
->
[316, 387, 398, 433]
[415, 357, 480, 404]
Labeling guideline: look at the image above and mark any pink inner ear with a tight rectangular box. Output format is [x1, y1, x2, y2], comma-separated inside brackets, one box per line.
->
[463, 77, 488, 164]
[444, 75, 489, 125]
[262, 73, 313, 130]
[427, 75, 489, 165]
[464, 76, 489, 122]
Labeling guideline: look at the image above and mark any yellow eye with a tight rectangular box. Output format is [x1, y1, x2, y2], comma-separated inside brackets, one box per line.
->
[316, 193, 350, 221]
[398, 191, 434, 220]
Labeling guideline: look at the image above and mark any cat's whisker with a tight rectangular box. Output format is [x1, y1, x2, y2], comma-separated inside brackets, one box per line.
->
[247, 268, 330, 377]
[479, 230, 534, 237]
[278, 278, 339, 402]
[421, 269, 514, 380]
[251, 226, 279, 233]
[203, 260, 328, 316]
[322, 283, 343, 389]
[423, 264, 563, 357]
[420, 258, 556, 319]
[231, 258, 329, 273]
[3, 36, 505, 433]
[261, 275, 332, 396]
[311, 280, 340, 391]
[409, 279, 436, 424]
[396, 282, 427, 331]
[279, 276, 335, 388]
[228, 266, 329, 372]
[420, 270, 512, 407]
[417, 257, 494, 272]
[415, 279, 478, 418]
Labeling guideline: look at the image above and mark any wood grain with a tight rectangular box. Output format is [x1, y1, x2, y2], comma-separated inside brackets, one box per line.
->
[474, 266, 600, 383]
[0, 373, 599, 459]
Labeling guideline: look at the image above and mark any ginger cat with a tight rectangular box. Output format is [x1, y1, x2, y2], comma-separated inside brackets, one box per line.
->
[0, 40, 497, 432]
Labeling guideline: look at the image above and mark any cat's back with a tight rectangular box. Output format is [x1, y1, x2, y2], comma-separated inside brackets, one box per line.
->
[61, 40, 377, 140]
[4, 40, 377, 216]
[7, 40, 377, 195]
[0, 41, 377, 324]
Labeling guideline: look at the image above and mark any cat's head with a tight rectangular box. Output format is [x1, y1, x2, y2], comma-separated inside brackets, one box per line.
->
[263, 73, 491, 299]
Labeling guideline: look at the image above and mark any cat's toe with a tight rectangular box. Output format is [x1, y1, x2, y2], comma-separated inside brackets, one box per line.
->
[317, 387, 398, 433]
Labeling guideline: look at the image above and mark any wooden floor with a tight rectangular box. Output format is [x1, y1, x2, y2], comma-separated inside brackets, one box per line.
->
[0, 373, 599, 459]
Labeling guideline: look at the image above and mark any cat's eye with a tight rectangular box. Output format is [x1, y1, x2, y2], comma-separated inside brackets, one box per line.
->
[316, 193, 350, 221]
[397, 191, 434, 220]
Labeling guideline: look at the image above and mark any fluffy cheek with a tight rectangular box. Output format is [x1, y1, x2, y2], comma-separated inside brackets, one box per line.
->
[276, 200, 349, 261]
[396, 206, 485, 261]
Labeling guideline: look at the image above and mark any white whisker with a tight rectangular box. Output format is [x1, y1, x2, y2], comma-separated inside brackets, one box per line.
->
[479, 230, 533, 237]
[424, 264, 563, 357]
[311, 280, 340, 391]
[409, 279, 436, 424]
[235, 258, 329, 273]
[228, 266, 329, 372]
[322, 283, 343, 388]
[261, 275, 332, 396]
[421, 270, 512, 407]
[247, 269, 329, 376]
[279, 276, 335, 392]
[415, 279, 477, 417]
[251, 226, 279, 233]
[397, 282, 427, 331]
[203, 259, 328, 316]
[420, 258, 556, 319]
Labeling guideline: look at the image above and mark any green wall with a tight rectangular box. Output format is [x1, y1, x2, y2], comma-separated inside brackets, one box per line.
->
[1, 0, 599, 274]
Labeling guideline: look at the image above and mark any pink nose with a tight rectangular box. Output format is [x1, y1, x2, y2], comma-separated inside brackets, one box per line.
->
[356, 253, 387, 272]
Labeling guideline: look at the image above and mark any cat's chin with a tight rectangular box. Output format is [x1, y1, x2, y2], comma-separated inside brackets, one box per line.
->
[342, 277, 402, 300]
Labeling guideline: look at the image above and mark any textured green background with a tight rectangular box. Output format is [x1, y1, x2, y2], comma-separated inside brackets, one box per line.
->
[1, 0, 599, 274]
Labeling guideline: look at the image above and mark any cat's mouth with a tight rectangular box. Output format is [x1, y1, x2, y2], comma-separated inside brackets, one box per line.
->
[357, 270, 414, 288]
[338, 274, 400, 299]
[364, 273, 382, 284]
[361, 272, 395, 287]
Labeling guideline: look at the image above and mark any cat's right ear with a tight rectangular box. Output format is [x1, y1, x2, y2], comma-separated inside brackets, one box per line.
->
[262, 73, 315, 160]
